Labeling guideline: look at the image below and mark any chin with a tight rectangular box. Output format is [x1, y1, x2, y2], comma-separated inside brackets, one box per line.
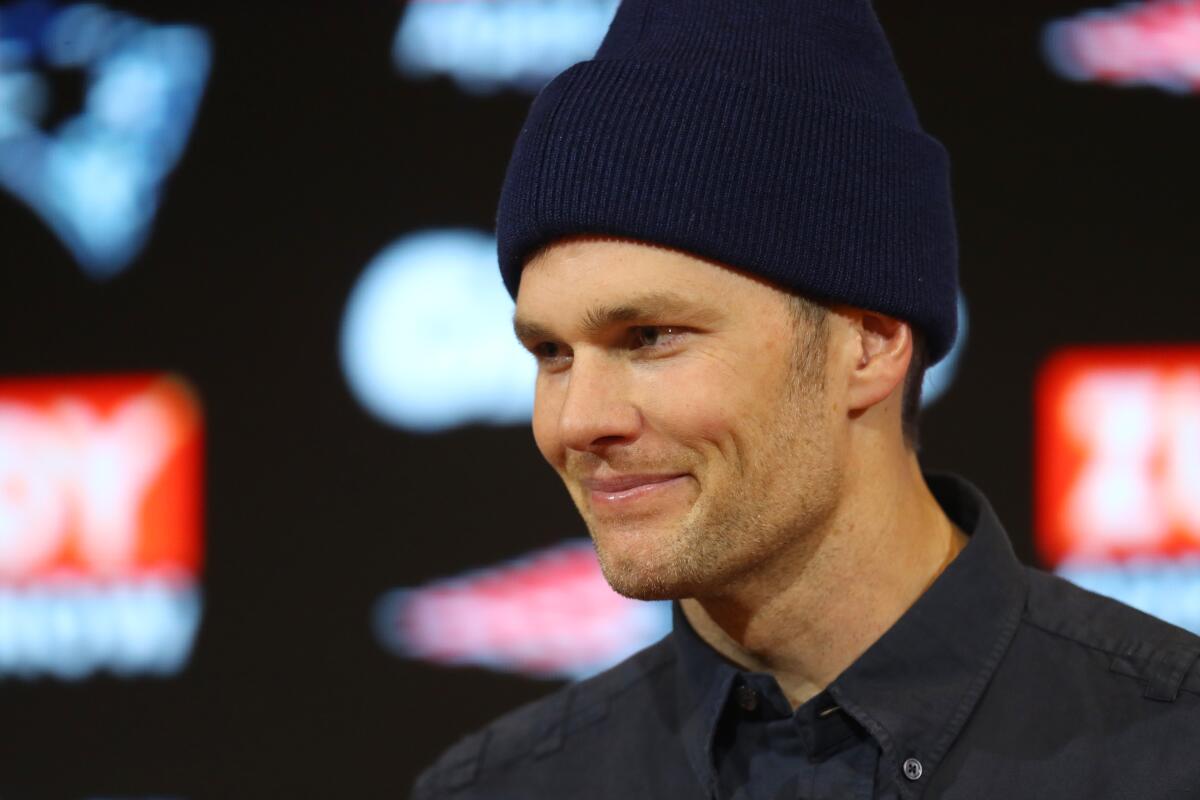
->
[597, 562, 688, 601]
[590, 526, 706, 601]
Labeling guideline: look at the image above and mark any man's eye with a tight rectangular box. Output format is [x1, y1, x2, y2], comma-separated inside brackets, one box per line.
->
[632, 326, 680, 349]
[533, 341, 567, 361]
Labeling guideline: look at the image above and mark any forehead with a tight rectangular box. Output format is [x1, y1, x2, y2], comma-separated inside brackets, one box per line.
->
[514, 236, 785, 324]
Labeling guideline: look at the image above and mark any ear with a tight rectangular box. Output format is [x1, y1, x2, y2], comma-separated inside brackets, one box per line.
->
[836, 308, 913, 414]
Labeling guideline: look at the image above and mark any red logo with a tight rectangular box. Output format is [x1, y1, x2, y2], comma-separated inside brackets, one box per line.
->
[0, 374, 204, 678]
[1035, 347, 1200, 568]
[375, 540, 671, 679]
[1045, 1, 1200, 94]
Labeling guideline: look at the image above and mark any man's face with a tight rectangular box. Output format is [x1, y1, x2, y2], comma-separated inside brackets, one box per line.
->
[514, 237, 846, 601]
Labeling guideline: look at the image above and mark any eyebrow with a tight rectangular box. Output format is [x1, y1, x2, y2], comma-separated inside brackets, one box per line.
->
[512, 291, 722, 344]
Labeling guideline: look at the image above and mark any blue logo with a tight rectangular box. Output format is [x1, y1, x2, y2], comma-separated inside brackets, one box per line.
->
[922, 291, 969, 407]
[393, 0, 619, 95]
[340, 230, 537, 432]
[0, 1, 210, 278]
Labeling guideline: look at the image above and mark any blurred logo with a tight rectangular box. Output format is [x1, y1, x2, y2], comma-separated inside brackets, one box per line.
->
[0, 374, 204, 679]
[340, 229, 536, 433]
[1036, 347, 1200, 631]
[374, 540, 671, 680]
[393, 0, 619, 94]
[921, 291, 969, 407]
[0, 1, 210, 277]
[1044, 0, 1200, 94]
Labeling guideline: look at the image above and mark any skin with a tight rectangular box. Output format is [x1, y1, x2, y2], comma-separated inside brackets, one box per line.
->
[513, 234, 967, 708]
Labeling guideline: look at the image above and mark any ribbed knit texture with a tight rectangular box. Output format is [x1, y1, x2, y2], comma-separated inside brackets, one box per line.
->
[496, 0, 959, 361]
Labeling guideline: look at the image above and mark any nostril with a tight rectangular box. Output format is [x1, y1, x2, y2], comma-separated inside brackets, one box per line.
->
[590, 433, 633, 449]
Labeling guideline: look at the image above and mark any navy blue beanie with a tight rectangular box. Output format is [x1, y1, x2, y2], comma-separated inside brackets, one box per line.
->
[496, 0, 959, 362]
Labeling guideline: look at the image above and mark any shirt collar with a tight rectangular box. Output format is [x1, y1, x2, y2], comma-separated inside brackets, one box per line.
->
[671, 596, 739, 794]
[669, 472, 1029, 795]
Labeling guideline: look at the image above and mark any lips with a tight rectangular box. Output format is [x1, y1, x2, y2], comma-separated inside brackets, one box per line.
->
[581, 473, 687, 493]
[578, 473, 692, 513]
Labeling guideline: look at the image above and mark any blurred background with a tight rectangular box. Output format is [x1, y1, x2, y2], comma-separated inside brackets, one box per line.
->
[2, 0, 1199, 796]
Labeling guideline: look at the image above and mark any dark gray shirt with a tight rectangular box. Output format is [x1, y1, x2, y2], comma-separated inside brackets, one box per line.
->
[413, 474, 1200, 798]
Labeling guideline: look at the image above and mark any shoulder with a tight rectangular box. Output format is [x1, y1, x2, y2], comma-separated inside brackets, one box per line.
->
[1017, 566, 1200, 702]
[936, 567, 1200, 795]
[411, 637, 678, 799]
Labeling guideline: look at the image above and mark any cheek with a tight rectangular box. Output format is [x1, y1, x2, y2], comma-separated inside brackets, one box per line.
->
[646, 347, 800, 460]
[636, 362, 746, 449]
[531, 382, 563, 466]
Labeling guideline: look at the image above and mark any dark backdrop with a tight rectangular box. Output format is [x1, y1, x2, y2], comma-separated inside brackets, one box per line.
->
[2, 1, 1198, 796]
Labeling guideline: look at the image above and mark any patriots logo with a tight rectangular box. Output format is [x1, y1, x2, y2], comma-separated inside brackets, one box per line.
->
[0, 1, 210, 278]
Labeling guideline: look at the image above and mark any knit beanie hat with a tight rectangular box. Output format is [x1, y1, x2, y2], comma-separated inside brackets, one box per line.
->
[495, 0, 959, 362]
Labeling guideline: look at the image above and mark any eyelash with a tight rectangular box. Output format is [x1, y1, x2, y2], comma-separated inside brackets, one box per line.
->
[531, 326, 686, 364]
[630, 325, 684, 350]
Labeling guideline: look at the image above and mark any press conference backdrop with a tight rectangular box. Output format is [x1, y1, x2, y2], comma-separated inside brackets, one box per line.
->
[1, 1, 1198, 796]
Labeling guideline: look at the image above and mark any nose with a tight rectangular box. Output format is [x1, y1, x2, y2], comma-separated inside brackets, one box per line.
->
[555, 352, 641, 453]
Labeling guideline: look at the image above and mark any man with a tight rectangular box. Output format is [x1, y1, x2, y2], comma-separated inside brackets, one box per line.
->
[413, 1, 1200, 798]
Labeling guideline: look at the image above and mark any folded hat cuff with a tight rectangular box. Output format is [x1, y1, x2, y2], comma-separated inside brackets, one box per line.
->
[497, 59, 959, 362]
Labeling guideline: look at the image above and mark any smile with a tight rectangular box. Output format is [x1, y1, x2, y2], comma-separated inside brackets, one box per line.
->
[581, 474, 691, 508]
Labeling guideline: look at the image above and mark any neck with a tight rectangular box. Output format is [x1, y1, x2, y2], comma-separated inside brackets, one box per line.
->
[680, 450, 967, 709]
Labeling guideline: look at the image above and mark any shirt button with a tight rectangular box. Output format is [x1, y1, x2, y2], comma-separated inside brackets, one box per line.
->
[902, 757, 923, 781]
[735, 684, 759, 711]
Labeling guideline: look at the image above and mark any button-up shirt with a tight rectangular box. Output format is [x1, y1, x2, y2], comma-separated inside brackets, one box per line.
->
[413, 474, 1200, 798]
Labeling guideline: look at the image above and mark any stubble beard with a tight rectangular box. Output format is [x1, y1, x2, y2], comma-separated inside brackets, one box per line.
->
[588, 359, 840, 603]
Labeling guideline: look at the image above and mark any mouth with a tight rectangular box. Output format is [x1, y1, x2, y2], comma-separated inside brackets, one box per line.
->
[580, 473, 691, 509]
